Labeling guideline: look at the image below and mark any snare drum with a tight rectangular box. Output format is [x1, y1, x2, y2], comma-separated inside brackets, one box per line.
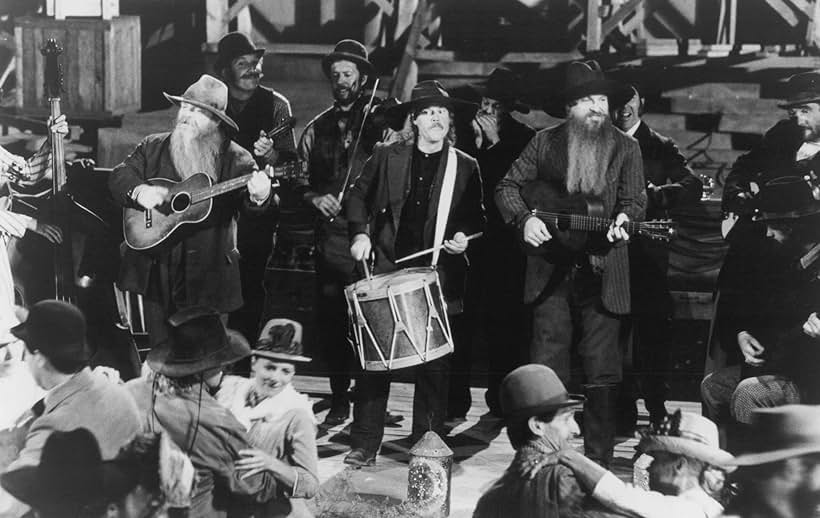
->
[345, 267, 454, 371]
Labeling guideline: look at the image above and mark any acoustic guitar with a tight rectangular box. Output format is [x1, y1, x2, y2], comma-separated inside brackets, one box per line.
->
[124, 161, 303, 251]
[520, 179, 674, 260]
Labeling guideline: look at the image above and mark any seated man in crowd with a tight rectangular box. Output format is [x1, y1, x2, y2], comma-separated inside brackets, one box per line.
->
[0, 300, 142, 517]
[722, 405, 820, 518]
[701, 177, 820, 449]
[125, 306, 280, 517]
[473, 364, 589, 517]
[560, 410, 733, 518]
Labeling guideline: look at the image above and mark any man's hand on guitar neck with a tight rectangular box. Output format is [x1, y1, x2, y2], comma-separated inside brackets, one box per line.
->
[606, 213, 630, 243]
[523, 216, 552, 247]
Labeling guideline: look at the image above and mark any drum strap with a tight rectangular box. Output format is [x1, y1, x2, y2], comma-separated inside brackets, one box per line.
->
[432, 147, 457, 266]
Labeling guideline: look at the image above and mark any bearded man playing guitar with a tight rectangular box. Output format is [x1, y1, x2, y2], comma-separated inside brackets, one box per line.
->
[495, 60, 646, 468]
[108, 75, 272, 349]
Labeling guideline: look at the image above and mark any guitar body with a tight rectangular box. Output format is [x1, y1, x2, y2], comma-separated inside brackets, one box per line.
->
[123, 174, 214, 250]
[520, 179, 606, 259]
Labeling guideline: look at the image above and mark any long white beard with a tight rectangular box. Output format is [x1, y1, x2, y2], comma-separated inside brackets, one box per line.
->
[565, 115, 616, 196]
[169, 122, 223, 180]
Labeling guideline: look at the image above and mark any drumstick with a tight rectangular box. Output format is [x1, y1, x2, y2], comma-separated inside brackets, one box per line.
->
[395, 232, 484, 264]
[361, 258, 372, 280]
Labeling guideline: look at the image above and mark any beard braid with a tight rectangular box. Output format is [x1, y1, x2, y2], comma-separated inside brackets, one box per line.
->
[169, 120, 223, 180]
[565, 115, 617, 196]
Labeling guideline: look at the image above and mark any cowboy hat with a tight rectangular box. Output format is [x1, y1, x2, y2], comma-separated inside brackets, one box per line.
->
[752, 176, 820, 221]
[500, 364, 584, 419]
[638, 409, 735, 469]
[215, 32, 265, 70]
[544, 60, 632, 117]
[778, 71, 820, 108]
[10, 299, 91, 364]
[730, 405, 820, 466]
[254, 318, 311, 363]
[384, 80, 478, 129]
[163, 74, 239, 132]
[468, 67, 531, 114]
[0, 428, 139, 515]
[147, 306, 251, 378]
[321, 39, 374, 78]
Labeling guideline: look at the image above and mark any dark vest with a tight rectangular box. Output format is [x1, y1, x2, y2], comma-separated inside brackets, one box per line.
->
[227, 86, 278, 154]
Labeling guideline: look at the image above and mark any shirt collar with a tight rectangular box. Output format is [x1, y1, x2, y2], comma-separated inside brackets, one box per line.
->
[624, 120, 641, 137]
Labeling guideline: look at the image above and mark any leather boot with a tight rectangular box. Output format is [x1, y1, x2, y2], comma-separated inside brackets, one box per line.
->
[583, 384, 619, 468]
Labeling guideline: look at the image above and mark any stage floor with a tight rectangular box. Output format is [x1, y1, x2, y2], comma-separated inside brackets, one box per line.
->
[292, 374, 702, 517]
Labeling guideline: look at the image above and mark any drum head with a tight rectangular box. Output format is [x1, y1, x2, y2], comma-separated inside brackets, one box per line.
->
[347, 267, 438, 301]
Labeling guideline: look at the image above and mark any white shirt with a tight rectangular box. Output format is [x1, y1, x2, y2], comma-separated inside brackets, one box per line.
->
[592, 472, 724, 518]
[796, 141, 820, 162]
[624, 120, 641, 137]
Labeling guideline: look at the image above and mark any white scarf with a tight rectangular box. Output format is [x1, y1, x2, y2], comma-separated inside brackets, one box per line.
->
[219, 376, 315, 430]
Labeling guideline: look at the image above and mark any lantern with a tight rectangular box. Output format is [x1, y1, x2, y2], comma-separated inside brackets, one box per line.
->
[407, 431, 453, 517]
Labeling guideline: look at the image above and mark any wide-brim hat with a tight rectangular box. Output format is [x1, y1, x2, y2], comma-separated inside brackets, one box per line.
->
[730, 405, 820, 466]
[254, 318, 311, 363]
[638, 409, 735, 469]
[752, 176, 820, 221]
[322, 39, 374, 78]
[0, 428, 138, 514]
[500, 364, 584, 419]
[560, 60, 633, 110]
[163, 74, 239, 132]
[778, 71, 820, 108]
[147, 306, 251, 378]
[215, 31, 265, 70]
[10, 299, 91, 363]
[468, 67, 531, 114]
[384, 80, 478, 129]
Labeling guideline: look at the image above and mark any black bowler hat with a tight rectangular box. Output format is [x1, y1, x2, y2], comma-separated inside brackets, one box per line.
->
[500, 364, 584, 419]
[752, 176, 820, 222]
[384, 80, 478, 128]
[469, 67, 531, 114]
[215, 32, 265, 71]
[321, 39, 374, 78]
[11, 299, 91, 363]
[778, 71, 820, 109]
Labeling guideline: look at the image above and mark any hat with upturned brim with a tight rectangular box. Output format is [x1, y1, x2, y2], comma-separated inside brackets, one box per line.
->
[778, 71, 820, 109]
[751, 175, 820, 222]
[500, 364, 584, 419]
[322, 39, 374, 78]
[215, 32, 265, 71]
[638, 409, 735, 470]
[164, 74, 239, 132]
[468, 67, 531, 114]
[384, 80, 478, 129]
[730, 405, 820, 466]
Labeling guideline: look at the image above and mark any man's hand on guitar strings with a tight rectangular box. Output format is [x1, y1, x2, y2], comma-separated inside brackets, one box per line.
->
[133, 185, 169, 211]
[443, 232, 468, 255]
[310, 193, 342, 218]
[350, 233, 372, 262]
[247, 170, 272, 204]
[606, 213, 630, 243]
[803, 312, 820, 339]
[523, 216, 552, 247]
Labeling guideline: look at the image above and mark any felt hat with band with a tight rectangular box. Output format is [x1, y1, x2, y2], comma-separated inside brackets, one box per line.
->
[384, 80, 478, 128]
[215, 32, 265, 70]
[10, 299, 91, 363]
[163, 74, 239, 132]
[321, 39, 374, 78]
[778, 71, 820, 109]
[469, 67, 531, 114]
[500, 364, 584, 419]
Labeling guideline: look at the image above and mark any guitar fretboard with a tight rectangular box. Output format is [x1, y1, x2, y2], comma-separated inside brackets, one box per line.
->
[534, 211, 642, 234]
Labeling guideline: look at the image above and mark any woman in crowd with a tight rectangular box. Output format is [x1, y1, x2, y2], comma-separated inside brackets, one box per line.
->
[218, 318, 319, 518]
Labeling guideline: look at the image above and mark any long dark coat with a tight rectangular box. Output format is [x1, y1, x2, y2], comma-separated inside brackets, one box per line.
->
[344, 140, 486, 313]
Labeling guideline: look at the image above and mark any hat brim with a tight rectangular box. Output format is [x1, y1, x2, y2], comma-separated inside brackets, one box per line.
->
[252, 349, 312, 363]
[467, 84, 532, 114]
[638, 436, 736, 470]
[321, 52, 374, 78]
[163, 93, 239, 132]
[729, 444, 820, 466]
[752, 206, 820, 221]
[778, 96, 820, 109]
[504, 394, 585, 419]
[1, 459, 138, 511]
[147, 329, 251, 378]
[384, 95, 479, 130]
[10, 321, 91, 361]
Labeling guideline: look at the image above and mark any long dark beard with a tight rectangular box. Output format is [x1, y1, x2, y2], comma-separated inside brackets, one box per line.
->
[565, 115, 616, 196]
[170, 122, 223, 180]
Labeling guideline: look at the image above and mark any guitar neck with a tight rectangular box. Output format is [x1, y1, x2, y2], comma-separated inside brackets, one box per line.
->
[534, 211, 643, 234]
[190, 172, 254, 205]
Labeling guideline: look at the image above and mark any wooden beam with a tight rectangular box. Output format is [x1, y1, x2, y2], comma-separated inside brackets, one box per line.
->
[206, 0, 228, 42]
[764, 0, 800, 26]
[806, 0, 820, 47]
[601, 0, 644, 40]
[225, 0, 254, 23]
[786, 0, 813, 18]
[586, 0, 602, 51]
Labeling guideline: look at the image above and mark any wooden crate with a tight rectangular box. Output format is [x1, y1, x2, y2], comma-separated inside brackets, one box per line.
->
[14, 16, 141, 119]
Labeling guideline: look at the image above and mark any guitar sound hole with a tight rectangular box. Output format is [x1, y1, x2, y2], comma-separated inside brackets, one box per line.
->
[171, 192, 191, 213]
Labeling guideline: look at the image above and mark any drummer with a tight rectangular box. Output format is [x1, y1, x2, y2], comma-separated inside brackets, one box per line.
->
[344, 80, 486, 466]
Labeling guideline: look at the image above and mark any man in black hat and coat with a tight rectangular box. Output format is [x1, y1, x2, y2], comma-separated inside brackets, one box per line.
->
[214, 32, 298, 344]
[0, 300, 141, 517]
[495, 60, 646, 468]
[343, 80, 485, 466]
[446, 68, 536, 419]
[611, 84, 703, 431]
[108, 74, 273, 349]
[701, 176, 820, 449]
[296, 39, 386, 426]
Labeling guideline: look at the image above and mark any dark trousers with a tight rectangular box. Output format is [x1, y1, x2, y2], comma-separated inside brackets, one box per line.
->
[445, 313, 472, 417]
[350, 355, 450, 455]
